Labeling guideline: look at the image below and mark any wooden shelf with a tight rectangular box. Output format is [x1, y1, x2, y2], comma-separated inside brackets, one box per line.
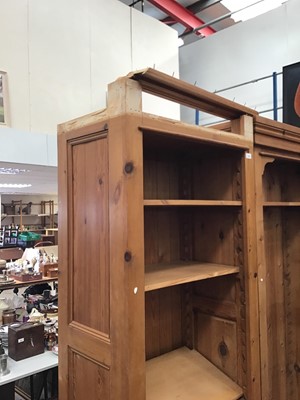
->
[263, 201, 300, 207]
[146, 347, 243, 400]
[144, 200, 242, 207]
[0, 276, 57, 293]
[145, 262, 239, 292]
[1, 214, 49, 218]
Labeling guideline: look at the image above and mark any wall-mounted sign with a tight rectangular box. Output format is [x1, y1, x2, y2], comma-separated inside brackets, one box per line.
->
[283, 61, 300, 127]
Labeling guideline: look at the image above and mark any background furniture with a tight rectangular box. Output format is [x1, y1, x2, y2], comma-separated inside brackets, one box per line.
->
[1, 200, 55, 230]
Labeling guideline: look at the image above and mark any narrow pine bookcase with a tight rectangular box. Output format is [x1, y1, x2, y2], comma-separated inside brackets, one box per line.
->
[58, 69, 261, 400]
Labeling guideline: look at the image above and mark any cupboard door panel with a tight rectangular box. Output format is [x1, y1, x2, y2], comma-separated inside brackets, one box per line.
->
[59, 115, 145, 400]
[59, 130, 113, 400]
[70, 350, 110, 400]
[72, 138, 109, 334]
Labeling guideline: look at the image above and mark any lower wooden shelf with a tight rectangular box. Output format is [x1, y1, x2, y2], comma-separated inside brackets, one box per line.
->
[146, 347, 243, 400]
[145, 262, 239, 291]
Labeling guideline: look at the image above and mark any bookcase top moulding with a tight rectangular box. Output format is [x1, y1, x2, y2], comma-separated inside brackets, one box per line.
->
[127, 68, 258, 120]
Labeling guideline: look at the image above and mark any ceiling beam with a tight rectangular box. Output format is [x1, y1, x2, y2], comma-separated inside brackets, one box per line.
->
[188, 0, 222, 14]
[161, 0, 221, 26]
[148, 0, 215, 36]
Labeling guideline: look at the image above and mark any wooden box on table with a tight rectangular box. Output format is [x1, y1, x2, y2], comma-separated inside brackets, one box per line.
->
[10, 273, 43, 282]
[8, 322, 44, 361]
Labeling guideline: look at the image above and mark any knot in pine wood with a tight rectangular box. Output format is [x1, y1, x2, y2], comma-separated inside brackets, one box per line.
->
[124, 162, 134, 174]
[124, 251, 132, 262]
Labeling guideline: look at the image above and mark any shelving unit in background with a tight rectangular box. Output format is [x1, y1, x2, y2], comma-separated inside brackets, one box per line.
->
[1, 200, 56, 230]
[1, 200, 57, 246]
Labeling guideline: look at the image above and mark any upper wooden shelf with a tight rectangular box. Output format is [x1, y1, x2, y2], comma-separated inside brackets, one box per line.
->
[144, 200, 242, 207]
[146, 347, 243, 400]
[145, 262, 239, 292]
[263, 202, 300, 207]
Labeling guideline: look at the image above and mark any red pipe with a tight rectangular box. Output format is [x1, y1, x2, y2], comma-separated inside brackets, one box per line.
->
[148, 0, 215, 36]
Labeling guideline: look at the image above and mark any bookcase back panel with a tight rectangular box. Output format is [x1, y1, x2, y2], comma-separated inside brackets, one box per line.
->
[193, 208, 240, 266]
[284, 209, 300, 400]
[193, 275, 236, 303]
[144, 208, 180, 264]
[143, 133, 242, 201]
[263, 207, 300, 399]
[144, 207, 241, 266]
[262, 160, 300, 202]
[145, 286, 183, 360]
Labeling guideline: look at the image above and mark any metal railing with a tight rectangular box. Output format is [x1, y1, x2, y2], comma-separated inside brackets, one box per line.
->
[195, 71, 282, 125]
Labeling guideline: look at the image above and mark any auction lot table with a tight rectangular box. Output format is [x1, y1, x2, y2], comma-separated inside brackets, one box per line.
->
[0, 351, 58, 399]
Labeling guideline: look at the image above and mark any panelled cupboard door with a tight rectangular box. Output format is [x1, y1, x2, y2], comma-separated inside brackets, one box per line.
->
[58, 115, 145, 400]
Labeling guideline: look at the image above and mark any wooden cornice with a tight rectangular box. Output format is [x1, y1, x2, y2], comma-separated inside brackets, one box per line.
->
[128, 68, 258, 120]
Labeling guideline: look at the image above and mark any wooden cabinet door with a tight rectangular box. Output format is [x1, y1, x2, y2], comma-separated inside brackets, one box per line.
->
[58, 115, 145, 400]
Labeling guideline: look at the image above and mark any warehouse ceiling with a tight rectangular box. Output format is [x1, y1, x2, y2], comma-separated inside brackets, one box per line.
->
[120, 0, 234, 45]
[0, 1, 289, 197]
[119, 0, 289, 45]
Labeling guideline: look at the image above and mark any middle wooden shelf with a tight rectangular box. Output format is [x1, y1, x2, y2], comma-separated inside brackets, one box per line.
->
[145, 262, 239, 291]
[144, 200, 242, 206]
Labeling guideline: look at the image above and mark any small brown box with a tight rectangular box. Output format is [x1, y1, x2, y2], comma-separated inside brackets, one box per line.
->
[47, 267, 58, 278]
[40, 262, 58, 277]
[8, 322, 44, 361]
[10, 273, 43, 282]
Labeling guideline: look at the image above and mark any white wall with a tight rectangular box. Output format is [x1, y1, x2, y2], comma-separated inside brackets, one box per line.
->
[0, 128, 57, 166]
[179, 0, 300, 125]
[0, 0, 179, 165]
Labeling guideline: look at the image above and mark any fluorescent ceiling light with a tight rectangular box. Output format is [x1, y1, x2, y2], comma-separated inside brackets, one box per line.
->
[0, 167, 31, 175]
[0, 183, 32, 188]
[222, 0, 287, 22]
